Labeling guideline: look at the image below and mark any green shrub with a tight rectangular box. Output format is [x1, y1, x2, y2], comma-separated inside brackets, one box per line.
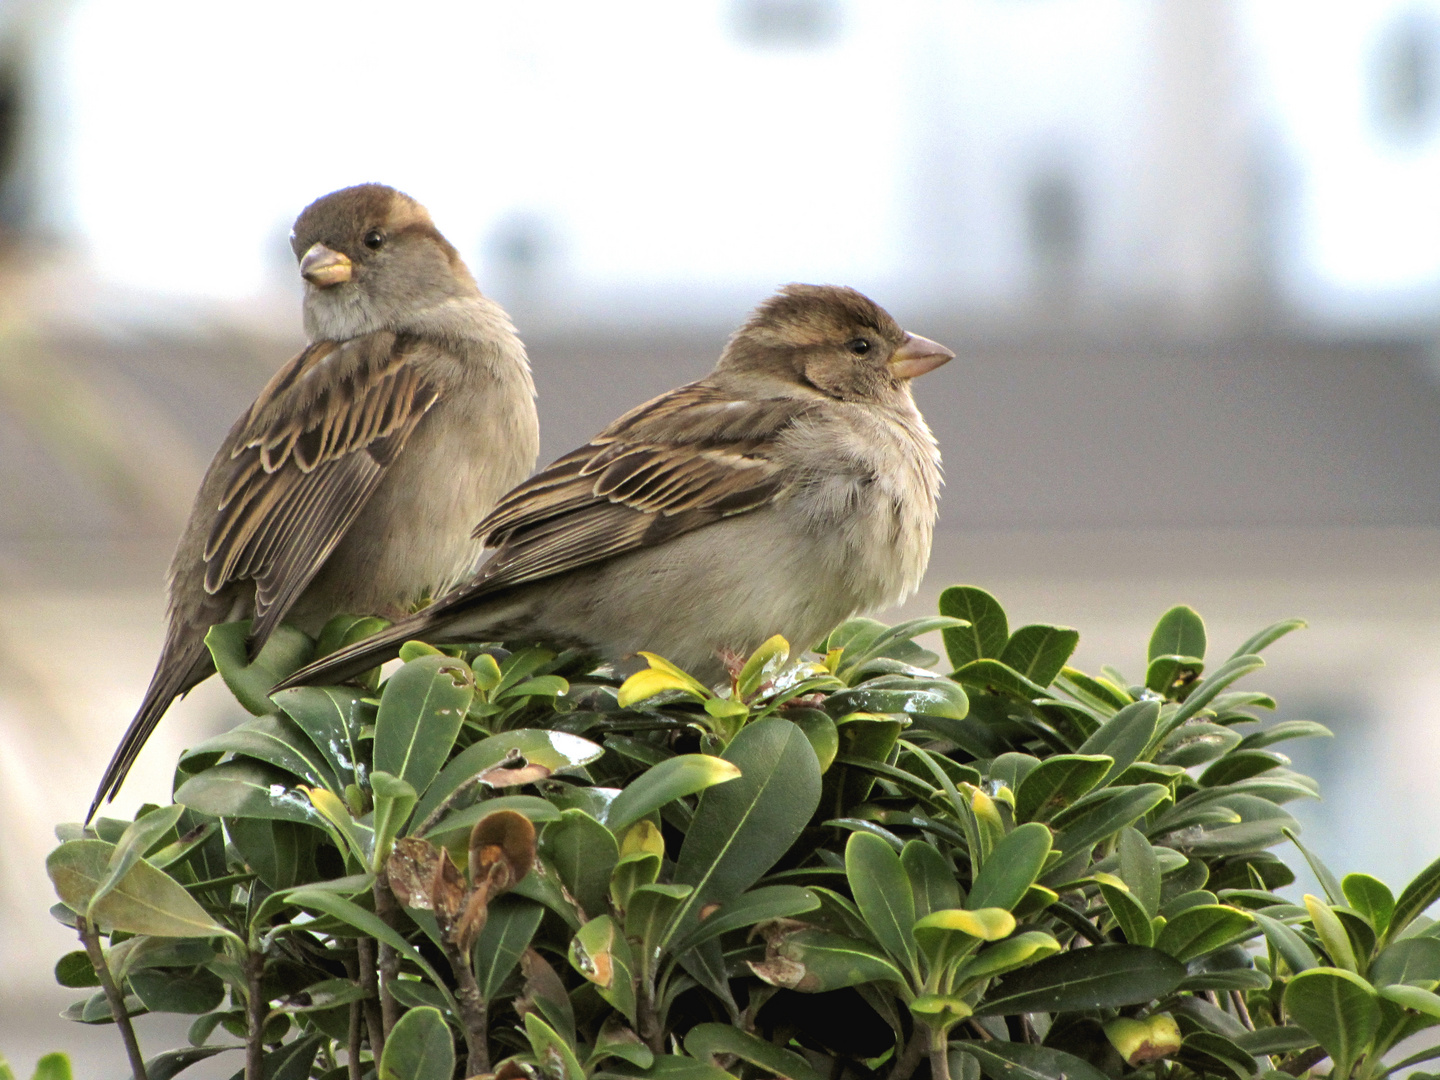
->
[44, 587, 1440, 1080]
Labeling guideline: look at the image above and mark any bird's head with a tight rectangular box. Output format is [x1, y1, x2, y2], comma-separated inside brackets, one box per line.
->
[290, 183, 479, 340]
[715, 284, 953, 405]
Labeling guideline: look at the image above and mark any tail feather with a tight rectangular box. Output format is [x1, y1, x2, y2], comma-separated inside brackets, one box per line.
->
[89, 637, 215, 822]
[271, 619, 423, 692]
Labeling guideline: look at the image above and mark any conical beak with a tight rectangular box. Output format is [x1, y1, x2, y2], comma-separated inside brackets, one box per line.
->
[300, 243, 352, 287]
[889, 333, 954, 380]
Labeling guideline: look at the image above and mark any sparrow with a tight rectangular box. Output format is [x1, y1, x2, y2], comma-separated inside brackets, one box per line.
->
[89, 183, 540, 819]
[276, 284, 951, 691]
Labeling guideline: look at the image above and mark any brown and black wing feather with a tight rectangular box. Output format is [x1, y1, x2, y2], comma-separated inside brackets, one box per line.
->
[90, 333, 440, 818]
[274, 383, 816, 690]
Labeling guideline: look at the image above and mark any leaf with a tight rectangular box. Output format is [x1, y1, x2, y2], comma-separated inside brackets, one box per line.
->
[540, 809, 618, 919]
[128, 968, 224, 1015]
[570, 914, 638, 1023]
[1015, 755, 1113, 822]
[379, 1005, 453, 1080]
[1118, 827, 1162, 917]
[475, 895, 546, 999]
[182, 713, 338, 790]
[606, 755, 742, 833]
[902, 840, 960, 920]
[617, 667, 708, 709]
[670, 717, 822, 948]
[204, 620, 314, 715]
[748, 928, 907, 992]
[951, 659, 1049, 701]
[174, 760, 326, 826]
[1391, 851, 1440, 943]
[411, 728, 604, 831]
[737, 634, 792, 698]
[88, 805, 184, 918]
[787, 709, 840, 772]
[939, 586, 1009, 667]
[1283, 967, 1381, 1077]
[1150, 606, 1207, 664]
[685, 1023, 825, 1080]
[1051, 784, 1169, 860]
[1369, 937, 1440, 987]
[959, 1042, 1111, 1080]
[374, 653, 474, 797]
[1160, 655, 1267, 739]
[825, 676, 969, 720]
[524, 1013, 587, 1080]
[976, 944, 1186, 1015]
[1305, 894, 1359, 972]
[272, 685, 369, 790]
[1378, 983, 1440, 1020]
[1096, 874, 1156, 947]
[47, 840, 229, 939]
[1253, 912, 1318, 973]
[1076, 700, 1160, 782]
[1236, 720, 1333, 750]
[968, 823, 1052, 910]
[1155, 905, 1254, 962]
[1229, 617, 1306, 659]
[953, 931, 1061, 982]
[669, 885, 821, 956]
[846, 832, 918, 973]
[1000, 625, 1080, 689]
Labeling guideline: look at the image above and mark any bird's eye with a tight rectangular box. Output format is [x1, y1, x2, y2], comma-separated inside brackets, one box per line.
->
[848, 338, 871, 356]
[363, 229, 385, 250]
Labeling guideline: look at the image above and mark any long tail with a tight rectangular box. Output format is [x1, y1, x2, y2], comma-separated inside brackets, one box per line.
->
[88, 635, 215, 822]
[271, 616, 429, 692]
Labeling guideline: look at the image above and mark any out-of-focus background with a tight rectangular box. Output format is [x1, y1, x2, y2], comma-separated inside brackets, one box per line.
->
[4, 0, 1440, 1070]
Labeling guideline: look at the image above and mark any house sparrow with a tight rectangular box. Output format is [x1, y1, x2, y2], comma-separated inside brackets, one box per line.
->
[276, 284, 950, 691]
[89, 184, 539, 819]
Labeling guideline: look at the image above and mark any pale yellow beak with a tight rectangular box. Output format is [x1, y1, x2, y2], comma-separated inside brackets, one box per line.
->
[300, 243, 352, 287]
[889, 332, 954, 380]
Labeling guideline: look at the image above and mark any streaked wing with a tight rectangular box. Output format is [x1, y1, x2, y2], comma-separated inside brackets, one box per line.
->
[203, 331, 440, 644]
[461, 383, 812, 595]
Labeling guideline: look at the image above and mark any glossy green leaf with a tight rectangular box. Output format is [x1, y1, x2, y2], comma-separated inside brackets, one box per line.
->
[1051, 784, 1169, 860]
[1253, 912, 1318, 973]
[175, 759, 327, 827]
[570, 914, 638, 1023]
[939, 585, 1009, 667]
[976, 944, 1186, 1015]
[1391, 852, 1440, 944]
[788, 709, 840, 772]
[1156, 905, 1254, 962]
[1306, 894, 1360, 972]
[846, 832, 917, 973]
[1283, 967, 1381, 1077]
[47, 840, 228, 939]
[1236, 720, 1332, 750]
[737, 634, 791, 699]
[684, 1023, 825, 1080]
[951, 659, 1049, 701]
[1150, 606, 1207, 664]
[1160, 654, 1266, 739]
[1095, 873, 1156, 947]
[474, 895, 544, 999]
[127, 968, 224, 1015]
[374, 653, 474, 797]
[87, 805, 184, 918]
[670, 717, 821, 945]
[607, 755, 741, 833]
[1176, 1031, 1257, 1080]
[953, 931, 1061, 983]
[969, 823, 1052, 910]
[902, 840, 960, 920]
[378, 1005, 452, 1080]
[1369, 937, 1440, 987]
[1118, 826, 1162, 916]
[1000, 625, 1080, 689]
[271, 685, 368, 790]
[204, 620, 314, 716]
[960, 1041, 1111, 1080]
[626, 884, 693, 970]
[1378, 984, 1440, 1019]
[1229, 617, 1306, 659]
[826, 676, 969, 719]
[1015, 755, 1112, 822]
[1076, 700, 1159, 782]
[541, 809, 619, 918]
[182, 714, 336, 789]
[523, 1013, 587, 1080]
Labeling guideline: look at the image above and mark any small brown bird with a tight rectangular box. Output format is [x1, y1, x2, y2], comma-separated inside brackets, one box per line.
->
[276, 284, 950, 690]
[90, 184, 539, 819]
